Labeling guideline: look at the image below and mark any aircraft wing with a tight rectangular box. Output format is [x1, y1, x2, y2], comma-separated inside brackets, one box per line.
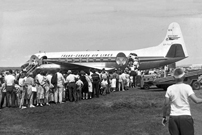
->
[44, 59, 114, 70]
[45, 57, 169, 71]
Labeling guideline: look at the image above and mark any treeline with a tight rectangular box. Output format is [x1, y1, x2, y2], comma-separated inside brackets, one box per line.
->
[0, 67, 21, 72]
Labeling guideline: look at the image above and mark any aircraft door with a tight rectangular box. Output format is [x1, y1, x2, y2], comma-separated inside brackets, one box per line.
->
[29, 55, 40, 66]
[41, 56, 48, 65]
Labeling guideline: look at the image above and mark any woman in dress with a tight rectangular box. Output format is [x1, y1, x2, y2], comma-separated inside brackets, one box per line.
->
[80, 71, 89, 100]
[85, 72, 93, 99]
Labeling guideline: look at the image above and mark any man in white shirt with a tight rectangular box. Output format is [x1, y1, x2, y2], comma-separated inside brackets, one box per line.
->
[55, 70, 65, 103]
[162, 68, 202, 135]
[100, 68, 108, 80]
[120, 71, 127, 91]
[4, 70, 16, 107]
[66, 70, 76, 102]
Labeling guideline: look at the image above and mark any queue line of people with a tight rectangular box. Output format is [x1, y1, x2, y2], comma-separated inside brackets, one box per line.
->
[0, 68, 139, 109]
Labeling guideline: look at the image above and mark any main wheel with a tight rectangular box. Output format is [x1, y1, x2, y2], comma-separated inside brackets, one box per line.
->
[192, 81, 200, 90]
[143, 84, 150, 89]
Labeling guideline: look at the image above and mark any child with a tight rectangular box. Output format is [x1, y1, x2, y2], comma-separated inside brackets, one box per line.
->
[100, 78, 108, 96]
[111, 76, 116, 92]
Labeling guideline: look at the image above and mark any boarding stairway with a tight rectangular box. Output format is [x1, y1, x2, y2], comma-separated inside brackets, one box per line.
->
[22, 58, 43, 74]
[25, 64, 38, 74]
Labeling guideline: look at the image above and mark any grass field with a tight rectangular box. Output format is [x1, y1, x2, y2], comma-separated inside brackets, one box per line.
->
[1, 88, 202, 135]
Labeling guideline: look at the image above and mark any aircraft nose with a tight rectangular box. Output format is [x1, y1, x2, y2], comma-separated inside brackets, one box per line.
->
[115, 52, 128, 67]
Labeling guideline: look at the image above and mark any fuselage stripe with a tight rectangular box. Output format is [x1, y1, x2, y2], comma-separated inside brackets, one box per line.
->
[46, 56, 166, 63]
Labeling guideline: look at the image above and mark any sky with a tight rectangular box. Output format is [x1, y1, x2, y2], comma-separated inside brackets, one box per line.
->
[0, 0, 202, 67]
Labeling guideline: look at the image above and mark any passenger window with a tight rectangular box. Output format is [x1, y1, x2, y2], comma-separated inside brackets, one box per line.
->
[74, 58, 80, 62]
[102, 57, 109, 62]
[81, 58, 87, 62]
[88, 58, 94, 62]
[95, 58, 100, 62]
[67, 58, 73, 62]
[110, 58, 116, 61]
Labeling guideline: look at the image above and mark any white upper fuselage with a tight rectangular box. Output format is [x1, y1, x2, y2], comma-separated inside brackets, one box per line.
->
[24, 22, 188, 71]
[35, 44, 170, 59]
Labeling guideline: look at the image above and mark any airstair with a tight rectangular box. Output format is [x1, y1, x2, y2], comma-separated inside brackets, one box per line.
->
[25, 64, 38, 74]
[22, 58, 43, 74]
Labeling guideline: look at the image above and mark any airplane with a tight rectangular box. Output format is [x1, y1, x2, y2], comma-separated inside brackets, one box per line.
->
[21, 22, 188, 73]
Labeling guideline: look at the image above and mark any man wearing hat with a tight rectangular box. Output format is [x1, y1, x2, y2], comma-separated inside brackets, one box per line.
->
[162, 68, 202, 135]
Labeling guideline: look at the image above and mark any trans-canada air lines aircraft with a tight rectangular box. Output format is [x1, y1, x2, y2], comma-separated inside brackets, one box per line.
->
[22, 22, 188, 72]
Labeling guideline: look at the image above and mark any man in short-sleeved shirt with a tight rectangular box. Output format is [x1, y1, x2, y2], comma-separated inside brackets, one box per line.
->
[5, 71, 15, 86]
[66, 70, 76, 102]
[162, 68, 202, 135]
[165, 84, 194, 116]
[4, 70, 16, 107]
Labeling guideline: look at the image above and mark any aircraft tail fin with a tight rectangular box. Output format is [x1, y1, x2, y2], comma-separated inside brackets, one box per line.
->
[161, 22, 188, 58]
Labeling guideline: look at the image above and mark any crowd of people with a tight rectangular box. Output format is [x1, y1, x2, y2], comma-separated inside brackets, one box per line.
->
[0, 67, 140, 110]
[1, 64, 201, 135]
